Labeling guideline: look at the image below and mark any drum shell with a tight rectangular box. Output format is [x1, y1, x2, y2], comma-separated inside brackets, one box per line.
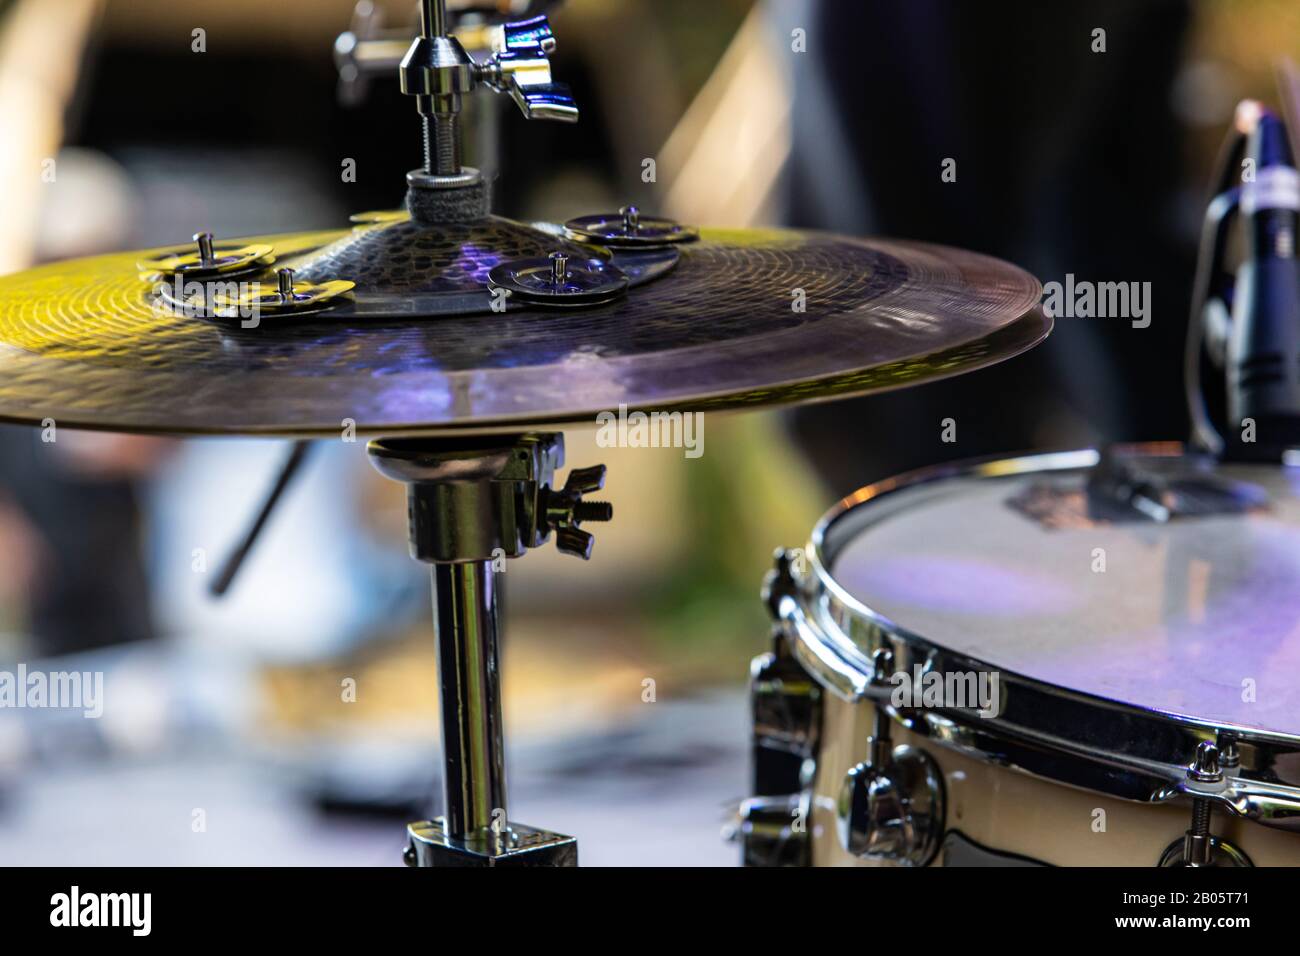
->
[812, 691, 1300, 866]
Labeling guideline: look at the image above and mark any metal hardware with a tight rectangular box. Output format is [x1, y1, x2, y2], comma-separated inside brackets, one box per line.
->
[1189, 740, 1224, 785]
[209, 269, 356, 319]
[1221, 739, 1241, 774]
[401, 0, 477, 182]
[753, 559, 823, 763]
[137, 232, 274, 279]
[487, 253, 629, 307]
[334, 2, 560, 109]
[430, 559, 508, 843]
[549, 251, 567, 284]
[27, 223, 1046, 431]
[838, 746, 946, 867]
[398, 0, 576, 192]
[1158, 835, 1254, 868]
[368, 433, 609, 866]
[836, 651, 946, 866]
[367, 433, 610, 563]
[760, 547, 800, 620]
[475, 15, 578, 123]
[735, 568, 822, 867]
[1183, 742, 1223, 867]
[538, 463, 612, 559]
[222, 216, 672, 320]
[1083, 449, 1268, 523]
[564, 206, 700, 247]
[1157, 742, 1253, 867]
[730, 792, 812, 867]
[767, 446, 1300, 835]
[750, 643, 821, 769]
[406, 819, 577, 868]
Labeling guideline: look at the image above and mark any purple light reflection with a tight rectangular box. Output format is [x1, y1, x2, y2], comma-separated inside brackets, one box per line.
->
[835, 553, 1078, 617]
[456, 243, 502, 283]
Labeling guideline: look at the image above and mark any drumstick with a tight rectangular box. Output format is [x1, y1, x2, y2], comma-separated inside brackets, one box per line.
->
[209, 440, 313, 597]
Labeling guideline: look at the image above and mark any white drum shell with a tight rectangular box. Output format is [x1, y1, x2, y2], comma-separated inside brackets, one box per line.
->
[813, 692, 1300, 866]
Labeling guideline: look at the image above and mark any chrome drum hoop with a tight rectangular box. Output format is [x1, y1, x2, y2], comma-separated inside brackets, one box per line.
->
[769, 445, 1300, 835]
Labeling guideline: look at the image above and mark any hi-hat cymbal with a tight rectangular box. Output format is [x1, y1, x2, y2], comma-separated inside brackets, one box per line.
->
[0, 217, 1046, 437]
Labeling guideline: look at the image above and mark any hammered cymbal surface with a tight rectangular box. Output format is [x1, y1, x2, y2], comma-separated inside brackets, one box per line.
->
[0, 224, 1045, 436]
[293, 215, 600, 295]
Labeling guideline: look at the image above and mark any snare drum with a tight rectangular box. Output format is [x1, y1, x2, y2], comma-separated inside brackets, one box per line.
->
[742, 445, 1300, 866]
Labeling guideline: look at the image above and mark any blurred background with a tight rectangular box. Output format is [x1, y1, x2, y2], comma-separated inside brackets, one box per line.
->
[0, 0, 1296, 865]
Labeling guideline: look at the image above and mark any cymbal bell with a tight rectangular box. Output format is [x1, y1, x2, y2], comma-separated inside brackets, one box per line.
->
[0, 216, 1045, 437]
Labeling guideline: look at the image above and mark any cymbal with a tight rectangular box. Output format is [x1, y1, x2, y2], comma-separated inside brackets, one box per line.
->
[0, 217, 1046, 437]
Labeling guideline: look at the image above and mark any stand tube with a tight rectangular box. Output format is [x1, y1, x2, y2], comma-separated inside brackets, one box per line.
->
[432, 561, 507, 841]
[369, 434, 600, 866]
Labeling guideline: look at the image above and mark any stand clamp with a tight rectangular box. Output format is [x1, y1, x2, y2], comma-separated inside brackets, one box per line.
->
[368, 432, 610, 867]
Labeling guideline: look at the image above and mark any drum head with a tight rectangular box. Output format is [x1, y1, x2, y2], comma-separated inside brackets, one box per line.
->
[826, 448, 1300, 737]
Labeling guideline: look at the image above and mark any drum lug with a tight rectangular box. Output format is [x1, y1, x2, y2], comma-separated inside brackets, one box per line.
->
[736, 574, 823, 866]
[729, 789, 813, 868]
[838, 657, 946, 867]
[754, 549, 823, 778]
[838, 746, 946, 867]
[750, 632, 822, 770]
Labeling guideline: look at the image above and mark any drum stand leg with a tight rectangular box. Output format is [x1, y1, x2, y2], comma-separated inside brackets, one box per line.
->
[368, 432, 610, 867]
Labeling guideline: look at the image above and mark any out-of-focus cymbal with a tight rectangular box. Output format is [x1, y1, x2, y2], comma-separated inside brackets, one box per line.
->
[0, 217, 1045, 437]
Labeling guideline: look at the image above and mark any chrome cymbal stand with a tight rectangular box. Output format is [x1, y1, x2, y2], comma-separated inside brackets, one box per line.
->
[364, 2, 603, 865]
[368, 433, 610, 866]
[183, 2, 611, 865]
